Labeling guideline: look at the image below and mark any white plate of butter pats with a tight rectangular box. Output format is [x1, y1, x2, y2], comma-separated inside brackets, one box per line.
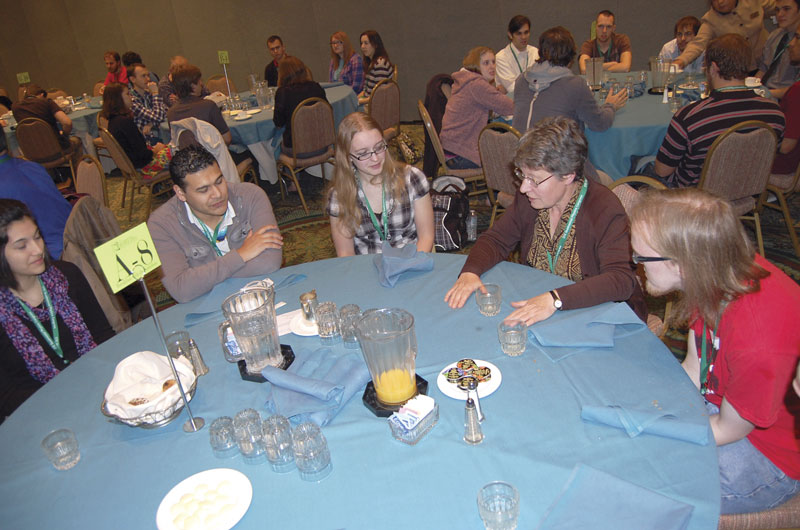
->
[436, 359, 502, 400]
[156, 468, 252, 530]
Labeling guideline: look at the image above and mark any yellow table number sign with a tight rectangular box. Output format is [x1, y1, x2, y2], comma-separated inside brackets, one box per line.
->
[218, 50, 230, 65]
[93, 223, 161, 293]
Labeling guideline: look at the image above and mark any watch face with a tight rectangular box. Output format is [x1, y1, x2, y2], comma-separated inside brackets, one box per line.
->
[554, 299, 563, 309]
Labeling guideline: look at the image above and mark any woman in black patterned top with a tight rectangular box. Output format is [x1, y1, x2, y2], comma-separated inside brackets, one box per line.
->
[358, 30, 395, 105]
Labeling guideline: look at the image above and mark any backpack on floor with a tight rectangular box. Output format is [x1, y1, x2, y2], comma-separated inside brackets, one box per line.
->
[431, 176, 469, 252]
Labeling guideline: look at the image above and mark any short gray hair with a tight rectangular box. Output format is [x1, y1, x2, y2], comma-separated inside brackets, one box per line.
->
[514, 116, 587, 179]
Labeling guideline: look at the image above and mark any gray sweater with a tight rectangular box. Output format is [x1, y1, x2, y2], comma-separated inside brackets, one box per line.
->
[512, 62, 616, 134]
[148, 181, 282, 303]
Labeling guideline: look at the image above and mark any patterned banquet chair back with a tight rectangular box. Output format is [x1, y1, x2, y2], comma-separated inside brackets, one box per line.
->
[478, 122, 521, 226]
[368, 79, 400, 140]
[75, 154, 109, 207]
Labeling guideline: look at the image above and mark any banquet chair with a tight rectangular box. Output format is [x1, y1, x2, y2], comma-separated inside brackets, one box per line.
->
[93, 113, 112, 163]
[478, 122, 521, 227]
[761, 163, 800, 258]
[0, 87, 9, 99]
[61, 195, 134, 333]
[275, 97, 336, 214]
[75, 154, 109, 207]
[92, 81, 104, 97]
[206, 75, 236, 96]
[417, 99, 486, 197]
[367, 79, 400, 141]
[697, 120, 778, 257]
[718, 493, 800, 530]
[0, 103, 9, 115]
[608, 175, 672, 338]
[15, 117, 77, 190]
[99, 126, 172, 220]
[176, 129, 257, 185]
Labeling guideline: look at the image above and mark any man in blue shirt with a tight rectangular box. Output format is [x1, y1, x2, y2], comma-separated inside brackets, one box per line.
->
[0, 132, 72, 258]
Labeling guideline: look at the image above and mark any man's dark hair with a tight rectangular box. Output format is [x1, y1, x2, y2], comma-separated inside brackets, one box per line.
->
[170, 145, 218, 189]
[537, 26, 577, 67]
[104, 50, 120, 62]
[122, 51, 143, 67]
[675, 16, 701, 36]
[267, 35, 283, 46]
[126, 62, 147, 81]
[597, 9, 615, 23]
[0, 199, 51, 289]
[705, 34, 751, 80]
[172, 64, 203, 99]
[24, 84, 46, 98]
[508, 15, 531, 35]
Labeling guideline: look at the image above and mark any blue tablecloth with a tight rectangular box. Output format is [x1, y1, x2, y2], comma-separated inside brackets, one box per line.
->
[585, 72, 676, 180]
[226, 84, 358, 147]
[0, 254, 719, 529]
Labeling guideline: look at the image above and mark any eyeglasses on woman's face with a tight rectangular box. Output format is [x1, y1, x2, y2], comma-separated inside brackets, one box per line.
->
[632, 253, 673, 264]
[514, 168, 555, 187]
[330, 40, 343, 46]
[350, 142, 387, 161]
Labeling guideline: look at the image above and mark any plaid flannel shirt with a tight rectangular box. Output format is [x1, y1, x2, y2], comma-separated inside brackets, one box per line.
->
[130, 89, 167, 142]
[327, 166, 430, 254]
[329, 53, 365, 94]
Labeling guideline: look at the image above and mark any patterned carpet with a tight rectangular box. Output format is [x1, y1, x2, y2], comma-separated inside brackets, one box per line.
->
[106, 123, 800, 358]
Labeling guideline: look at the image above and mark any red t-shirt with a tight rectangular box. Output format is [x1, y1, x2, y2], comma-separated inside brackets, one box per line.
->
[104, 68, 129, 86]
[691, 254, 800, 479]
[772, 80, 800, 175]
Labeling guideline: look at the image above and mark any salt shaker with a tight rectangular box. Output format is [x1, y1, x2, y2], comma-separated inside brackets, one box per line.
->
[187, 338, 209, 376]
[467, 210, 478, 242]
[464, 398, 484, 445]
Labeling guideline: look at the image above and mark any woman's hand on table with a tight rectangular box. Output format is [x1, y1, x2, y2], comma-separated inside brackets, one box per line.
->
[444, 272, 484, 309]
[605, 88, 627, 111]
[507, 292, 557, 326]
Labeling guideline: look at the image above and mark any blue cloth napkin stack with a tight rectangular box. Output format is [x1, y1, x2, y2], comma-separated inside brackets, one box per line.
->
[581, 404, 710, 445]
[536, 464, 694, 530]
[262, 347, 371, 426]
[373, 242, 434, 288]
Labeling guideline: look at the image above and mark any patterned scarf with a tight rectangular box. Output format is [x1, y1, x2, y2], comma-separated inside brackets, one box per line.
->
[0, 266, 97, 384]
[527, 185, 583, 281]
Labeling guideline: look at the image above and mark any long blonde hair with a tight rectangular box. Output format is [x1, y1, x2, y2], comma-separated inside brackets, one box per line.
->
[327, 112, 407, 236]
[629, 188, 768, 326]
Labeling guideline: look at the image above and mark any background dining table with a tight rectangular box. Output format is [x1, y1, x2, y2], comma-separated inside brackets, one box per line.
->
[0, 253, 720, 529]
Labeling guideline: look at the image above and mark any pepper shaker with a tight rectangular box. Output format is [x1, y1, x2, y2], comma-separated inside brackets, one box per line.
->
[467, 378, 485, 423]
[464, 397, 484, 445]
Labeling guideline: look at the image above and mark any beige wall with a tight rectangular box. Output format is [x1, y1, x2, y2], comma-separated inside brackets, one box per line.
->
[0, 0, 706, 120]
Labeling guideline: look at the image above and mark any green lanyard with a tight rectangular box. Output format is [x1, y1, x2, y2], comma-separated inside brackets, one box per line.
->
[714, 85, 751, 93]
[193, 211, 228, 257]
[511, 47, 528, 74]
[699, 316, 722, 395]
[16, 279, 65, 361]
[357, 178, 388, 241]
[547, 178, 589, 275]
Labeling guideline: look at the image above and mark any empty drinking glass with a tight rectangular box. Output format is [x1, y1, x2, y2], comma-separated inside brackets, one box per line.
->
[233, 409, 266, 465]
[498, 320, 527, 357]
[209, 417, 238, 459]
[477, 481, 520, 530]
[165, 330, 190, 360]
[41, 428, 80, 471]
[262, 415, 295, 473]
[338, 304, 362, 349]
[292, 422, 332, 482]
[476, 284, 501, 316]
[316, 302, 341, 345]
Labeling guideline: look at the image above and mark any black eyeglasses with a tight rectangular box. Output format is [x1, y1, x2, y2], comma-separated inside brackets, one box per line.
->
[632, 253, 672, 264]
[513, 168, 555, 187]
[350, 142, 388, 161]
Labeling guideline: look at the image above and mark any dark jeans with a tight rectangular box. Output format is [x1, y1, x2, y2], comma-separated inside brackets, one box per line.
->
[445, 153, 480, 170]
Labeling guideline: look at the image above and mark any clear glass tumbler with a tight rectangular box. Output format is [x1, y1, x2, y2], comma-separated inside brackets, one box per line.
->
[292, 422, 332, 482]
[477, 481, 520, 530]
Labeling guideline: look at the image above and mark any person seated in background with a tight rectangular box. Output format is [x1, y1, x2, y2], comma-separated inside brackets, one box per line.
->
[495, 15, 539, 102]
[127, 63, 168, 147]
[0, 199, 114, 422]
[653, 34, 785, 188]
[579, 10, 632, 73]
[264, 35, 288, 87]
[102, 51, 128, 87]
[167, 64, 231, 145]
[102, 83, 172, 179]
[445, 117, 646, 324]
[772, 34, 800, 174]
[158, 56, 209, 107]
[11, 84, 83, 168]
[273, 57, 328, 156]
[0, 133, 71, 258]
[440, 46, 513, 170]
[329, 31, 365, 94]
[122, 51, 159, 84]
[148, 145, 282, 303]
[513, 26, 627, 135]
[673, 0, 777, 72]
[358, 30, 395, 104]
[327, 112, 434, 256]
[629, 188, 800, 515]
[756, 0, 800, 99]
[659, 16, 706, 73]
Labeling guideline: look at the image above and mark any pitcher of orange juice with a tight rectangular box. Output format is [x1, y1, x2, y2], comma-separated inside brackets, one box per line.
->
[354, 308, 418, 406]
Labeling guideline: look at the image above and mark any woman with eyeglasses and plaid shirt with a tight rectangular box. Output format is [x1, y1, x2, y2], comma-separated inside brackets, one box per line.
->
[326, 112, 434, 256]
[445, 117, 646, 325]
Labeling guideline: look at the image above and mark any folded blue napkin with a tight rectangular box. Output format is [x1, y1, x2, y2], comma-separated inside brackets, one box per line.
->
[581, 405, 709, 445]
[372, 242, 434, 288]
[262, 347, 371, 426]
[184, 273, 306, 327]
[320, 81, 344, 88]
[536, 464, 694, 530]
